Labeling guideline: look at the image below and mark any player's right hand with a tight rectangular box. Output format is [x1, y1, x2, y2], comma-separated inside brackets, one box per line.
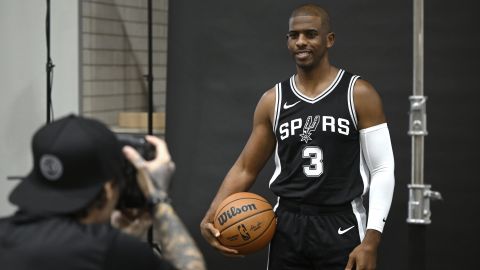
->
[200, 217, 243, 257]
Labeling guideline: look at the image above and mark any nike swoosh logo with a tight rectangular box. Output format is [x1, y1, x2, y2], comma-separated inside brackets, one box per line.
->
[283, 101, 300, 109]
[337, 225, 355, 235]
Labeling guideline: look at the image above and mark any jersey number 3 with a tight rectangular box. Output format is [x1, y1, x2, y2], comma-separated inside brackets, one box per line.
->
[302, 146, 323, 177]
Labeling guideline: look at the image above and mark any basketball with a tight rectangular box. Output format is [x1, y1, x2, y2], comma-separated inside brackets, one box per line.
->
[213, 192, 277, 255]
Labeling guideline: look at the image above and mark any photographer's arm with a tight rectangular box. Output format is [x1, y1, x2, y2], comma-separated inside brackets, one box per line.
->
[153, 202, 205, 270]
[123, 136, 206, 270]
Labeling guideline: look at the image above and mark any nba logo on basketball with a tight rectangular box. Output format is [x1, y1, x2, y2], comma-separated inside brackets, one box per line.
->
[237, 224, 251, 241]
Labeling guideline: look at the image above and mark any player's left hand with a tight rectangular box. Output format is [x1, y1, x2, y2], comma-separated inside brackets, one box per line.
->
[345, 229, 381, 270]
[344, 242, 377, 270]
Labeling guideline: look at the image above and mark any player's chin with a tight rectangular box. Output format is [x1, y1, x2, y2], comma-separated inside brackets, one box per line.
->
[295, 61, 315, 70]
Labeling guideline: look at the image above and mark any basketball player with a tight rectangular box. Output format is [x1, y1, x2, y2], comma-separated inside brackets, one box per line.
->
[200, 4, 394, 270]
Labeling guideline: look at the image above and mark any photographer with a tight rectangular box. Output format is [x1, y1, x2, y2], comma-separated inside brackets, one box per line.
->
[0, 115, 205, 270]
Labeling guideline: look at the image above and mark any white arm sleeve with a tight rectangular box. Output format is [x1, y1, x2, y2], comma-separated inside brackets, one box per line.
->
[360, 123, 395, 233]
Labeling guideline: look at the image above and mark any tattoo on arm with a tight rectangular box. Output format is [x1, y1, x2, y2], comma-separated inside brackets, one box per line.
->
[154, 203, 207, 270]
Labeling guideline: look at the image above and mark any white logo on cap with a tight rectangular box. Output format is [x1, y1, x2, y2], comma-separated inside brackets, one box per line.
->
[40, 154, 63, 181]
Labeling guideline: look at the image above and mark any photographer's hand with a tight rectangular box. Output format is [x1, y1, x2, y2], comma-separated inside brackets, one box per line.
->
[123, 136, 206, 270]
[111, 209, 152, 238]
[123, 135, 175, 203]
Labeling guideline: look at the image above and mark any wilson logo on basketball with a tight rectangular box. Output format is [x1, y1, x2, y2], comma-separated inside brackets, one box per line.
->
[217, 203, 257, 226]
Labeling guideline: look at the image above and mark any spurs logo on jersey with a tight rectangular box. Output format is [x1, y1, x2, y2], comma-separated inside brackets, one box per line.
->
[279, 115, 350, 142]
[300, 116, 319, 143]
[269, 69, 369, 207]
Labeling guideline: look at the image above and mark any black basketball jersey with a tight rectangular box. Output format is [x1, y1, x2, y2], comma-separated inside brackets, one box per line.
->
[269, 69, 369, 207]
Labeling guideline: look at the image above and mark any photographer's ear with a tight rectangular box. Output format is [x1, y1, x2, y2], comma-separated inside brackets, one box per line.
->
[104, 180, 120, 202]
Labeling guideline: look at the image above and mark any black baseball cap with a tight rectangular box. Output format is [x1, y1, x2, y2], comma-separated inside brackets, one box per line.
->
[9, 115, 125, 214]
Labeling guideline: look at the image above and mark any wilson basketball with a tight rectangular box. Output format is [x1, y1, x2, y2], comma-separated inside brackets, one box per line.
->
[213, 192, 277, 255]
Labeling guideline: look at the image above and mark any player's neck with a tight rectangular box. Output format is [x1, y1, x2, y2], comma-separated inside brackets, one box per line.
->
[295, 62, 338, 98]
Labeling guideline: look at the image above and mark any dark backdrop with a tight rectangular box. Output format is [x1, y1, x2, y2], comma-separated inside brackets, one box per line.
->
[165, 0, 480, 269]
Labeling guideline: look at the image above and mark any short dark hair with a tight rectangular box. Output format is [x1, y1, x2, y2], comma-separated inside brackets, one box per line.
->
[72, 180, 118, 219]
[290, 4, 332, 33]
[72, 187, 107, 219]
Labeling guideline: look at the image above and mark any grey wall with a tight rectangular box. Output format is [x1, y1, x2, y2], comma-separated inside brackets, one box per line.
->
[166, 0, 480, 269]
[0, 0, 79, 216]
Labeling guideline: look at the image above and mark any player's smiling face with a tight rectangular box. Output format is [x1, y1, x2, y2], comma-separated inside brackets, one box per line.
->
[287, 15, 334, 70]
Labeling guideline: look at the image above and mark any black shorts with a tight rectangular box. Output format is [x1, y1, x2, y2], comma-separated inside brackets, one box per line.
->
[267, 199, 365, 270]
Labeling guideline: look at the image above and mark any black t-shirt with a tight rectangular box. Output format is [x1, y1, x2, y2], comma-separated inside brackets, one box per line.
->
[0, 212, 172, 270]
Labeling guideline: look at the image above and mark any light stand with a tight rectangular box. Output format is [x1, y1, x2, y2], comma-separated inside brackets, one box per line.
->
[407, 1, 443, 269]
[147, 0, 154, 135]
[46, 0, 55, 123]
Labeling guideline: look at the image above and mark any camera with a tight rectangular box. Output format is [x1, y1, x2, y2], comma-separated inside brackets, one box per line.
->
[115, 134, 156, 209]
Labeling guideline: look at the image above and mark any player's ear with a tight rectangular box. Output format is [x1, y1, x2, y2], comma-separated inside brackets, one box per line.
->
[326, 32, 335, 48]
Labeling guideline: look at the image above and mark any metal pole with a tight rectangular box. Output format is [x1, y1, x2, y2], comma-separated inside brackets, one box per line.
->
[46, 0, 54, 123]
[146, 0, 155, 249]
[412, 0, 425, 189]
[407, 0, 442, 269]
[147, 0, 154, 135]
[413, 0, 424, 98]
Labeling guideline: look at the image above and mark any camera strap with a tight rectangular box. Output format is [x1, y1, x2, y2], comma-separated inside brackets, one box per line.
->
[147, 226, 163, 256]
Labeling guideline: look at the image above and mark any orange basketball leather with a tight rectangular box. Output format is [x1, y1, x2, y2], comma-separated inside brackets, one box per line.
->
[214, 192, 277, 255]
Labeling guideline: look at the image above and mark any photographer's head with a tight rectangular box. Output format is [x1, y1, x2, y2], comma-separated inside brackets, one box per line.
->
[9, 115, 125, 223]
